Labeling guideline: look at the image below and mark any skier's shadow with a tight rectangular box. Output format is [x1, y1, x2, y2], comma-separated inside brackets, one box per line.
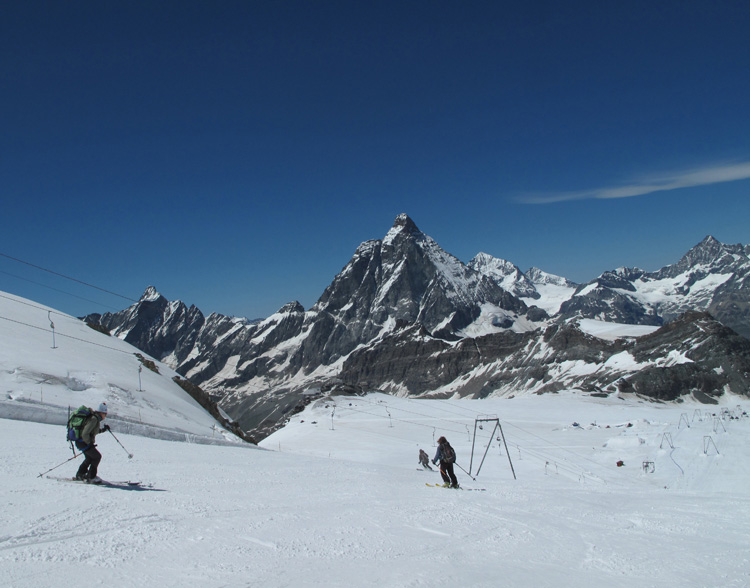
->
[101, 484, 166, 492]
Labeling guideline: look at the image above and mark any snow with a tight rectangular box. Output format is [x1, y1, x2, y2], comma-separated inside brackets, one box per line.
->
[634, 272, 733, 308]
[578, 318, 660, 341]
[2, 291, 750, 587]
[603, 351, 644, 371]
[3, 393, 750, 587]
[575, 283, 599, 297]
[458, 303, 542, 338]
[522, 281, 577, 315]
[0, 291, 234, 442]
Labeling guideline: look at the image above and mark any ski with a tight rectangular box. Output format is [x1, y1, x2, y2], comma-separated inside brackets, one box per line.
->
[46, 475, 149, 488]
[425, 482, 485, 491]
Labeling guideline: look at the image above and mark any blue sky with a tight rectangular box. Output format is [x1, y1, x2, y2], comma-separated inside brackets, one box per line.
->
[2, 1, 750, 319]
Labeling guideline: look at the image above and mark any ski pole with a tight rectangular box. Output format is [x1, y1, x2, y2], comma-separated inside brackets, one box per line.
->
[67, 406, 76, 457]
[108, 429, 133, 458]
[454, 462, 477, 481]
[38, 452, 81, 478]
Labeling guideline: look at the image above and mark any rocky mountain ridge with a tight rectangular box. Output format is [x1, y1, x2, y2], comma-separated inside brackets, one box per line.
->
[85, 215, 750, 439]
[557, 235, 750, 337]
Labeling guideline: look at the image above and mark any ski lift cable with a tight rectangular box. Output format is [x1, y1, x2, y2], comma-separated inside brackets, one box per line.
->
[422, 396, 488, 418]
[353, 397, 472, 430]
[337, 405, 509, 456]
[507, 441, 594, 477]
[403, 395, 480, 417]
[507, 442, 608, 484]
[339, 397, 608, 475]
[404, 397, 613, 474]
[0, 271, 121, 311]
[0, 252, 138, 303]
[343, 398, 510, 446]
[324, 399, 610, 481]
[0, 314, 136, 356]
[500, 420, 613, 473]
[335, 404, 467, 436]
[0, 292, 75, 318]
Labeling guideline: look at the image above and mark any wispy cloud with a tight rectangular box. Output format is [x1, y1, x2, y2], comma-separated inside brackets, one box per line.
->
[516, 161, 750, 204]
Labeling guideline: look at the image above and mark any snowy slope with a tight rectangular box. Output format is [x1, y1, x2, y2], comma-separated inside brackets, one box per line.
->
[0, 291, 239, 443]
[468, 252, 539, 298]
[578, 318, 660, 341]
[520, 266, 578, 314]
[2, 391, 749, 588]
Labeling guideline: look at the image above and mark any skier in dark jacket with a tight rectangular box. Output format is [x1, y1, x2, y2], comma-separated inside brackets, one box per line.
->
[419, 448, 433, 470]
[433, 436, 459, 488]
[75, 402, 110, 484]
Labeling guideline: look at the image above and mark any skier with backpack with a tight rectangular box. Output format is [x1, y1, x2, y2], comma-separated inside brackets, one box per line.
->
[68, 402, 110, 484]
[432, 436, 459, 488]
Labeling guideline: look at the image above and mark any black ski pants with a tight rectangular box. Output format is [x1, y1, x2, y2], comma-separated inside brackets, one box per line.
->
[439, 461, 458, 486]
[76, 445, 102, 479]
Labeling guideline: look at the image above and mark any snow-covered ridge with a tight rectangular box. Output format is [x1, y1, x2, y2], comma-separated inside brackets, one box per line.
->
[0, 290, 240, 444]
[469, 253, 538, 298]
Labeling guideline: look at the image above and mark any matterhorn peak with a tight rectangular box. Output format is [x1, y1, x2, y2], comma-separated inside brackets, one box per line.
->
[392, 213, 419, 231]
[384, 213, 423, 245]
[277, 301, 305, 314]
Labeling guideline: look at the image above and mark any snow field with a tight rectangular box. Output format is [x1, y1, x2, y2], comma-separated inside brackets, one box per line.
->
[3, 391, 749, 587]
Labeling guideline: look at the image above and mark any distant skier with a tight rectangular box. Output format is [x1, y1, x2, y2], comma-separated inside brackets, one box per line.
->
[73, 402, 110, 484]
[419, 448, 433, 470]
[433, 436, 459, 488]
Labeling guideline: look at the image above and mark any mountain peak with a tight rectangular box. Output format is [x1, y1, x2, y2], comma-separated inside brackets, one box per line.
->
[383, 214, 423, 245]
[526, 267, 577, 288]
[141, 286, 164, 302]
[277, 301, 305, 314]
[678, 235, 730, 269]
[393, 213, 420, 232]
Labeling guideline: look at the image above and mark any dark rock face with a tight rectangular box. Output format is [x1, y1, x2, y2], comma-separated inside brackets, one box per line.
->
[85, 286, 206, 362]
[340, 311, 750, 406]
[83, 218, 750, 441]
[559, 286, 663, 326]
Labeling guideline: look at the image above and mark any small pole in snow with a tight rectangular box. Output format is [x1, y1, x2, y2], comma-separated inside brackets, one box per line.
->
[48, 311, 57, 349]
[137, 365, 143, 391]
